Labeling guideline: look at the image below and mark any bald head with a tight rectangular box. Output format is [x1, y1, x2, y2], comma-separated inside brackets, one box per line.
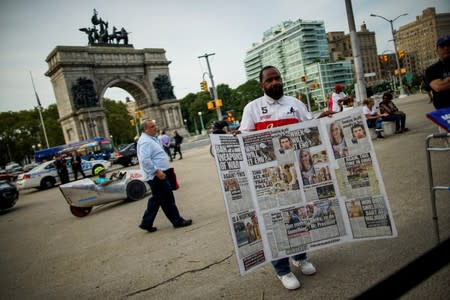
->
[141, 119, 157, 136]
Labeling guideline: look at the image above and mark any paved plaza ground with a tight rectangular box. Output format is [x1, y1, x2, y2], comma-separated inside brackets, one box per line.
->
[0, 93, 448, 299]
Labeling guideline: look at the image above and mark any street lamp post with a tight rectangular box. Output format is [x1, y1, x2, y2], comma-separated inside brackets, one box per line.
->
[198, 53, 222, 121]
[370, 13, 408, 97]
[198, 112, 205, 133]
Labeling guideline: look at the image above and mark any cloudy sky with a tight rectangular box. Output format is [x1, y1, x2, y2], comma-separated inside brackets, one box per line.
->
[0, 0, 448, 112]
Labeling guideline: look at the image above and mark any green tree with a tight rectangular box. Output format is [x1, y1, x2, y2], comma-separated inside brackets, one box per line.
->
[103, 98, 136, 147]
[179, 93, 197, 132]
[230, 80, 263, 119]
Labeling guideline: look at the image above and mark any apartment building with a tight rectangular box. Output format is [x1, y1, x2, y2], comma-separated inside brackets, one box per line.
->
[244, 19, 353, 109]
[395, 7, 450, 76]
[327, 23, 382, 86]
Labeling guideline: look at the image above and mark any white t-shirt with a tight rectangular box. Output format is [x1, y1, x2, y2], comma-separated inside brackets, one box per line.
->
[362, 105, 377, 116]
[240, 94, 313, 132]
[331, 92, 347, 113]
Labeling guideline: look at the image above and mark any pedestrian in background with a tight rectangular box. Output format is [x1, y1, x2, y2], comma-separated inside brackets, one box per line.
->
[330, 84, 352, 113]
[137, 119, 192, 233]
[172, 130, 183, 160]
[158, 129, 173, 162]
[425, 35, 450, 110]
[379, 92, 408, 133]
[238, 66, 331, 290]
[55, 154, 69, 184]
[362, 99, 387, 139]
[71, 151, 86, 181]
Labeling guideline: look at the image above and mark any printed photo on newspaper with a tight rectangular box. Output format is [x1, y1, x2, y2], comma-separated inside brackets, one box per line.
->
[210, 108, 397, 275]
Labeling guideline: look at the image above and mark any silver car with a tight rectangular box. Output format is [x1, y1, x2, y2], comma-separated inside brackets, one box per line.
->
[59, 169, 150, 217]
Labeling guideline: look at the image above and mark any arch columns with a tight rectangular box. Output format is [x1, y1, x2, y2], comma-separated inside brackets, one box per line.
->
[45, 45, 187, 144]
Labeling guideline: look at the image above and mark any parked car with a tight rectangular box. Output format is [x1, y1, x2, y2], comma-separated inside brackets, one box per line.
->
[23, 162, 40, 172]
[16, 158, 111, 190]
[4, 162, 23, 173]
[0, 180, 19, 210]
[0, 171, 21, 182]
[111, 143, 138, 167]
[59, 169, 150, 217]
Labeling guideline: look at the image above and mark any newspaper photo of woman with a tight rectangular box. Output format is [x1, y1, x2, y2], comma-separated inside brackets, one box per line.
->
[330, 122, 349, 159]
[300, 149, 317, 185]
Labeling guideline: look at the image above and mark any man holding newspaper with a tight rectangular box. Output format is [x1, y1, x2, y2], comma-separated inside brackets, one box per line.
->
[238, 66, 331, 290]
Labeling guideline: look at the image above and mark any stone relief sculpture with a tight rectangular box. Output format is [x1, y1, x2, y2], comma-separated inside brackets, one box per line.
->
[72, 77, 99, 109]
[153, 75, 176, 100]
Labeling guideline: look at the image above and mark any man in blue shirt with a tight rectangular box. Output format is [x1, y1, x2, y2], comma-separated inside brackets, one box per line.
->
[137, 119, 192, 232]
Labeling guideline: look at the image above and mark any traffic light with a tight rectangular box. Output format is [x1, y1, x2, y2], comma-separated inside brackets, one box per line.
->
[226, 111, 235, 122]
[207, 101, 214, 110]
[130, 119, 135, 127]
[135, 111, 142, 119]
[215, 99, 223, 107]
[301, 75, 307, 82]
[200, 80, 208, 92]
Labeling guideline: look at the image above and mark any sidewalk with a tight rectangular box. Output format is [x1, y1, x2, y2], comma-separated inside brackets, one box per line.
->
[139, 92, 449, 299]
[1, 93, 447, 300]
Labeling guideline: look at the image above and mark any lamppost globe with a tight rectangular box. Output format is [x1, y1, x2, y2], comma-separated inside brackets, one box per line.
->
[198, 112, 205, 131]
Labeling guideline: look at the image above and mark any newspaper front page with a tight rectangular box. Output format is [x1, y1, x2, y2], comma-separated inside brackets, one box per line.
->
[210, 108, 397, 275]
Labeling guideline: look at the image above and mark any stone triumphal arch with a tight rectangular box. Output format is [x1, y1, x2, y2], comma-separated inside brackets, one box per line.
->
[45, 45, 186, 144]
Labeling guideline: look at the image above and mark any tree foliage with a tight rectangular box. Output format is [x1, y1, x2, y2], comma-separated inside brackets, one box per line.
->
[103, 98, 136, 147]
[179, 79, 262, 132]
[0, 105, 63, 166]
[1, 79, 263, 166]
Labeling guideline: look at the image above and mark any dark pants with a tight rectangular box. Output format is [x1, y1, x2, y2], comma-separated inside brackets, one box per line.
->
[58, 169, 70, 184]
[367, 118, 383, 130]
[172, 144, 182, 159]
[163, 146, 173, 161]
[382, 115, 402, 131]
[272, 253, 307, 276]
[72, 165, 86, 181]
[141, 173, 184, 227]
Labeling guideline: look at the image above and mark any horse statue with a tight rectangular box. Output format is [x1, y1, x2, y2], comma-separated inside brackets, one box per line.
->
[108, 26, 129, 45]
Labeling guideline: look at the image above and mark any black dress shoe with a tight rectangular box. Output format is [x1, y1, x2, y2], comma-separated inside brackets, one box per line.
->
[174, 219, 192, 228]
[139, 224, 157, 232]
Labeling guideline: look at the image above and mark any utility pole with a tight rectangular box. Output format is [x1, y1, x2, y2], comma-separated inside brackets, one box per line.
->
[370, 13, 408, 98]
[198, 53, 222, 121]
[345, 0, 367, 105]
[29, 71, 50, 148]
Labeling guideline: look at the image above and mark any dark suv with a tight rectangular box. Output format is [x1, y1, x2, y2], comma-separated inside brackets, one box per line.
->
[112, 143, 138, 167]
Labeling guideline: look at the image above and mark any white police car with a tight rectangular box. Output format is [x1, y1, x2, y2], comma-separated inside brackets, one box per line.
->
[16, 158, 111, 190]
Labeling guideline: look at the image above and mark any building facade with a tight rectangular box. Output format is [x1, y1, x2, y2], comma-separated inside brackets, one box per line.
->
[327, 23, 382, 86]
[395, 7, 450, 76]
[244, 19, 353, 110]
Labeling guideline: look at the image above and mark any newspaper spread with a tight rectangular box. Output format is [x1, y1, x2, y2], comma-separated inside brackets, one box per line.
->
[210, 108, 397, 275]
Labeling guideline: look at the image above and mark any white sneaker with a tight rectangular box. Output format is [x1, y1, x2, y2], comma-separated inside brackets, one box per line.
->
[292, 259, 316, 275]
[277, 272, 301, 290]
